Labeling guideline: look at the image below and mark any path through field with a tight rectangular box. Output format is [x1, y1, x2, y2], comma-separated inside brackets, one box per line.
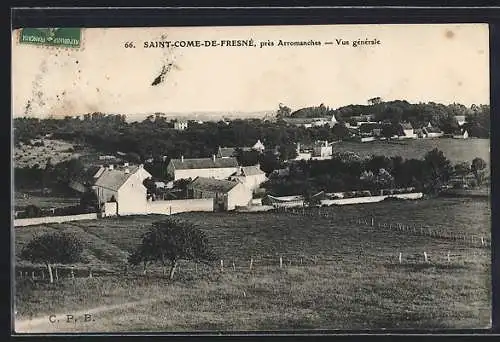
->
[15, 295, 168, 333]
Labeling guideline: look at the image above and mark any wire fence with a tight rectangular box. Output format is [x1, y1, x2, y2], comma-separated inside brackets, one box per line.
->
[273, 206, 490, 249]
[16, 247, 489, 282]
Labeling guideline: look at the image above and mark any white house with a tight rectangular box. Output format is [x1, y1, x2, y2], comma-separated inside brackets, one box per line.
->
[92, 164, 152, 215]
[252, 139, 266, 152]
[174, 121, 188, 131]
[229, 165, 268, 192]
[166, 155, 239, 181]
[313, 141, 333, 158]
[188, 177, 252, 211]
[453, 128, 470, 139]
[399, 122, 416, 139]
[423, 125, 444, 138]
[217, 140, 266, 158]
[454, 115, 466, 127]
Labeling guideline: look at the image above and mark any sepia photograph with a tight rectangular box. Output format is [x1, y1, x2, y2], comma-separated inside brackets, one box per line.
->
[11, 23, 491, 333]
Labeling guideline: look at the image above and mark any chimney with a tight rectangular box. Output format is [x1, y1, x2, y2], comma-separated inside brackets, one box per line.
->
[108, 164, 114, 170]
[181, 155, 184, 162]
[212, 154, 216, 162]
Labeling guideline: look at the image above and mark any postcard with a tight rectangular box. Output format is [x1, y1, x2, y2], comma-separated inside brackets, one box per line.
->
[12, 24, 491, 333]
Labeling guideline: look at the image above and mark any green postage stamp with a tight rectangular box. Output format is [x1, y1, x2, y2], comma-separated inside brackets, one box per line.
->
[18, 28, 81, 48]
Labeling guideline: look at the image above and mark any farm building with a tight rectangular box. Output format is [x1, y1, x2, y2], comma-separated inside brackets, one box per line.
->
[398, 122, 416, 139]
[422, 126, 444, 138]
[282, 117, 330, 128]
[453, 128, 470, 139]
[187, 177, 252, 211]
[454, 115, 466, 127]
[173, 120, 188, 131]
[313, 141, 333, 158]
[217, 140, 266, 158]
[92, 164, 152, 215]
[166, 155, 239, 181]
[229, 164, 268, 192]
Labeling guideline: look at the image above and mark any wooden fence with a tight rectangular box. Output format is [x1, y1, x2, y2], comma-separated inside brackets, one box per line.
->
[16, 248, 488, 282]
[273, 206, 490, 249]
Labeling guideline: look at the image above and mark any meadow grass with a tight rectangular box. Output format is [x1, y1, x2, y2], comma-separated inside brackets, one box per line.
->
[14, 198, 491, 331]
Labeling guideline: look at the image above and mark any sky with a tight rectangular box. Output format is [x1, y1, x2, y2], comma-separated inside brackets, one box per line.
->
[12, 24, 490, 119]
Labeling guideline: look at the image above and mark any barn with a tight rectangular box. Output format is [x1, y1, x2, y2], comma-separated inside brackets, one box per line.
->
[187, 177, 252, 211]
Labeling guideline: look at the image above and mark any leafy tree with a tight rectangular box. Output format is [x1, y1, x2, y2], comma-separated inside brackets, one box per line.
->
[20, 232, 84, 283]
[423, 149, 453, 194]
[471, 157, 487, 185]
[235, 148, 260, 167]
[24, 204, 42, 218]
[276, 103, 292, 120]
[128, 219, 217, 279]
[368, 97, 383, 105]
[453, 161, 471, 177]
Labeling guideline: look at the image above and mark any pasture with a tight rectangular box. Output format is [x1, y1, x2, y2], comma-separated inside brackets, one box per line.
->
[14, 198, 491, 331]
[333, 138, 490, 165]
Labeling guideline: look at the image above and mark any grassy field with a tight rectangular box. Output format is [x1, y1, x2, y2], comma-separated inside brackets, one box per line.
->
[333, 138, 490, 165]
[14, 198, 491, 331]
[13, 139, 76, 169]
[14, 193, 81, 210]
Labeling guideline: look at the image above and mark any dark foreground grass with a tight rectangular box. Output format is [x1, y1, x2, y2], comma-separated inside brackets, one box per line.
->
[15, 257, 490, 332]
[14, 199, 491, 331]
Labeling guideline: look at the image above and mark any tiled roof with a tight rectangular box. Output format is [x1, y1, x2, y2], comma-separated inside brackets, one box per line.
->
[189, 177, 240, 193]
[400, 122, 413, 130]
[94, 166, 140, 191]
[170, 157, 239, 170]
[241, 165, 265, 176]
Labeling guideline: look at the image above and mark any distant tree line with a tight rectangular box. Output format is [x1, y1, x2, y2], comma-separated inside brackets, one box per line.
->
[263, 148, 487, 197]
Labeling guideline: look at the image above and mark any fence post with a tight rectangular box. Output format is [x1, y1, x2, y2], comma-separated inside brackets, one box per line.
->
[424, 252, 428, 263]
[300, 257, 303, 265]
[220, 260, 224, 272]
[71, 267, 75, 279]
[31, 271, 35, 280]
[169, 206, 172, 215]
[279, 256, 283, 268]
[41, 271, 45, 280]
[55, 267, 59, 281]
[88, 268, 93, 278]
[232, 261, 236, 272]
[371, 217, 374, 227]
[447, 251, 451, 262]
[481, 236, 485, 246]
[399, 252, 402, 264]
[249, 258, 253, 270]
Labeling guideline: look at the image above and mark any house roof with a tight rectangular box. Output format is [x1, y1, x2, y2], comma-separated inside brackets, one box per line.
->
[189, 177, 240, 193]
[94, 166, 141, 191]
[241, 165, 265, 176]
[400, 122, 413, 130]
[170, 157, 239, 170]
[424, 126, 443, 133]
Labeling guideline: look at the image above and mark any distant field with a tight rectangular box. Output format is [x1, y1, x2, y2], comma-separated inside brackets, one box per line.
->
[333, 138, 490, 164]
[14, 198, 491, 330]
[13, 139, 77, 168]
[14, 193, 81, 210]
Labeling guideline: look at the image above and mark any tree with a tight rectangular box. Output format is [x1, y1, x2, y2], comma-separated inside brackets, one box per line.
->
[20, 232, 83, 283]
[276, 103, 292, 120]
[471, 157, 487, 185]
[368, 97, 382, 105]
[423, 149, 453, 194]
[128, 219, 217, 279]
